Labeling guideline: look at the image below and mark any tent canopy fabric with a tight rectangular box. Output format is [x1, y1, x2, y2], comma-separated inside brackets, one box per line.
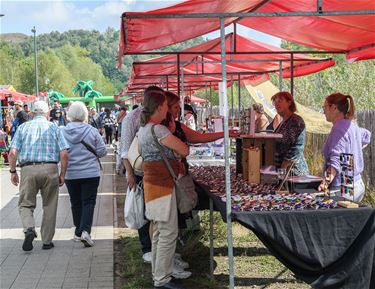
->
[118, 0, 375, 63]
[0, 89, 36, 102]
[127, 33, 335, 94]
[238, 0, 375, 63]
[119, 0, 263, 56]
[189, 95, 208, 103]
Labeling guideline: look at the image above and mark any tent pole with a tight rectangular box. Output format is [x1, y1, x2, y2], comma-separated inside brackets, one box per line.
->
[279, 61, 283, 91]
[229, 35, 234, 125]
[291, 53, 294, 96]
[166, 75, 169, 90]
[233, 23, 237, 53]
[220, 17, 234, 289]
[209, 82, 212, 115]
[177, 54, 180, 99]
[209, 198, 214, 279]
[181, 65, 185, 122]
[231, 76, 234, 127]
[238, 73, 241, 128]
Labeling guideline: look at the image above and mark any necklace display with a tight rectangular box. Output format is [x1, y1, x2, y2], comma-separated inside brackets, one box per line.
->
[190, 166, 338, 211]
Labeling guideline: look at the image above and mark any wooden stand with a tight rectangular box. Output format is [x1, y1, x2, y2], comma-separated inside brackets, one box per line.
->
[237, 133, 283, 183]
[338, 201, 359, 208]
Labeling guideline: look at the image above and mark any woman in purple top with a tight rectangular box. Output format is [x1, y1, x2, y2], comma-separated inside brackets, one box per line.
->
[319, 93, 371, 202]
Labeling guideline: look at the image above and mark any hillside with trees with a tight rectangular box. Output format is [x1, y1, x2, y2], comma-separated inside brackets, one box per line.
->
[0, 29, 374, 110]
[0, 29, 205, 97]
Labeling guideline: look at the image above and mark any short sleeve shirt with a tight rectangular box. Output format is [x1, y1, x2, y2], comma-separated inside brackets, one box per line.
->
[138, 123, 175, 162]
[10, 116, 69, 163]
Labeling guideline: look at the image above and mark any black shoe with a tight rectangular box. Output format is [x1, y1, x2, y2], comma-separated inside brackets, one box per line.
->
[22, 228, 36, 251]
[154, 279, 185, 289]
[42, 242, 54, 250]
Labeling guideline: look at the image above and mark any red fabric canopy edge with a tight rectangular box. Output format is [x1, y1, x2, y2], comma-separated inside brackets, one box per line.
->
[118, 0, 375, 65]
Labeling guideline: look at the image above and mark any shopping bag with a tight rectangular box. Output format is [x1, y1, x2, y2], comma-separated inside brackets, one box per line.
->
[124, 184, 147, 230]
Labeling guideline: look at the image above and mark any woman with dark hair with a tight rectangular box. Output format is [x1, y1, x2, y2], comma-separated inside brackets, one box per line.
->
[138, 90, 189, 289]
[318, 93, 371, 202]
[102, 108, 116, 144]
[271, 91, 308, 176]
[50, 109, 66, 127]
[163, 91, 239, 170]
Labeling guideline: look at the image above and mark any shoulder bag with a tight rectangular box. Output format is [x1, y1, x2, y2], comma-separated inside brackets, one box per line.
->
[127, 135, 143, 173]
[81, 140, 103, 170]
[151, 125, 198, 213]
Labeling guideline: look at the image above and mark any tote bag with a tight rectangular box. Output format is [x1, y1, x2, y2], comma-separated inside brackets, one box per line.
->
[124, 184, 147, 229]
[127, 135, 143, 173]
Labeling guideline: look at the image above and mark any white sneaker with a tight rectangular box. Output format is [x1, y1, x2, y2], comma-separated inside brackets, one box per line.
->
[174, 254, 189, 269]
[142, 252, 152, 263]
[81, 231, 94, 247]
[172, 265, 192, 279]
[73, 235, 81, 242]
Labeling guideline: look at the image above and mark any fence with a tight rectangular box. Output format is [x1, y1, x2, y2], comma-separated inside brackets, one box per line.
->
[357, 110, 375, 188]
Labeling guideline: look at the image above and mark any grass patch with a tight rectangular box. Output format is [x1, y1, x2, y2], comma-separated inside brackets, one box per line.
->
[117, 234, 154, 289]
[116, 211, 310, 289]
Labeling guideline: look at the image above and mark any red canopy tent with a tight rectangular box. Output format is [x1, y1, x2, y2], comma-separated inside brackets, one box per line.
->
[127, 34, 335, 94]
[118, 2, 374, 289]
[189, 95, 208, 103]
[0, 89, 36, 102]
[119, 0, 374, 64]
[238, 0, 375, 63]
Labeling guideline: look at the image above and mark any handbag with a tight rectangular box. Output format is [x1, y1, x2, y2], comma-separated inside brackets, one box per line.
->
[127, 135, 143, 173]
[151, 125, 198, 213]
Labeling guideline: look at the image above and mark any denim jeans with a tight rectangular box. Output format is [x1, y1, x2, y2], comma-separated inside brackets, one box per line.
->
[65, 177, 100, 236]
[135, 175, 151, 254]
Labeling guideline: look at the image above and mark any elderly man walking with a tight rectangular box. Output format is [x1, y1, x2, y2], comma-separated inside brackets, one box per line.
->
[9, 101, 69, 252]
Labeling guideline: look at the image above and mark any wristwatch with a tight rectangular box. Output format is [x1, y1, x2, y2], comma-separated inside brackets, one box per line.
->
[9, 169, 17, 174]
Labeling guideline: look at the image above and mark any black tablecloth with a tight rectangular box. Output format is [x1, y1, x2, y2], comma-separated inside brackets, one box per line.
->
[195, 182, 375, 289]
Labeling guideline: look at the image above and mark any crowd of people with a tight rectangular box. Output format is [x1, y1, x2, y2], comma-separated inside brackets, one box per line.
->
[3, 84, 371, 289]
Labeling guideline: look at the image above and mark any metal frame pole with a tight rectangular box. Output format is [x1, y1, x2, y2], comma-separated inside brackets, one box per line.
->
[209, 198, 214, 279]
[238, 74, 241, 127]
[209, 82, 212, 115]
[124, 10, 375, 19]
[278, 61, 283, 91]
[181, 66, 185, 121]
[177, 54, 180, 98]
[231, 77, 234, 127]
[31, 26, 39, 98]
[290, 53, 294, 96]
[220, 17, 234, 289]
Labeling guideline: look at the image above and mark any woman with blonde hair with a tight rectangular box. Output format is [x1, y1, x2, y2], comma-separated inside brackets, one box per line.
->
[138, 90, 189, 289]
[318, 93, 371, 202]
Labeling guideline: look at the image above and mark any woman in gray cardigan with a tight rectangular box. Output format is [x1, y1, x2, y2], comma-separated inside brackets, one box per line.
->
[62, 101, 107, 247]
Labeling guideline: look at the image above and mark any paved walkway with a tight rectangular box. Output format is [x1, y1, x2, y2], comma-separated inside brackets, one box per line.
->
[0, 150, 117, 289]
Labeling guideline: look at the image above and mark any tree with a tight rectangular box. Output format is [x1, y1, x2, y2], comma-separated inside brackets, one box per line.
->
[279, 40, 375, 110]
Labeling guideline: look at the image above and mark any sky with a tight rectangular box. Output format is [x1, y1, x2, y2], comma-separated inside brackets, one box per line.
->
[0, 0, 280, 46]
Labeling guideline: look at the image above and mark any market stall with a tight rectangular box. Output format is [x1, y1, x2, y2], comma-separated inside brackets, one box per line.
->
[118, 1, 375, 288]
[191, 165, 375, 289]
